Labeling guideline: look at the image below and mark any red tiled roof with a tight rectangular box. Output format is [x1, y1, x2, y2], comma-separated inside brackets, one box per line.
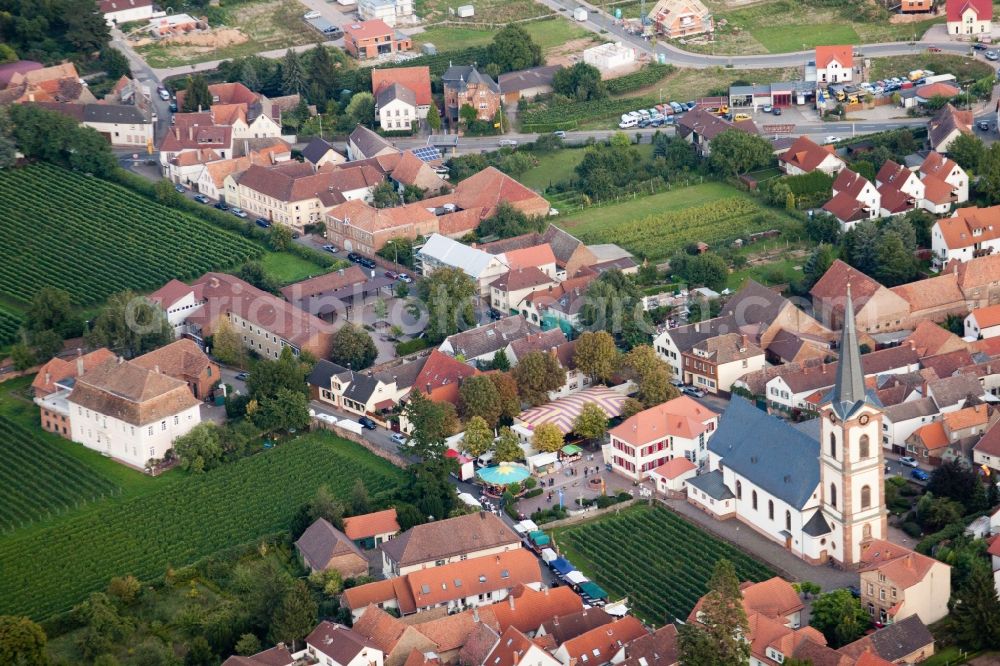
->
[413, 349, 479, 403]
[372, 67, 432, 107]
[778, 135, 841, 173]
[32, 348, 117, 396]
[650, 457, 696, 480]
[558, 617, 647, 664]
[343, 508, 401, 540]
[917, 82, 960, 99]
[344, 19, 394, 39]
[489, 584, 584, 633]
[972, 303, 1000, 329]
[975, 420, 1000, 457]
[815, 45, 853, 69]
[947, 0, 992, 22]
[408, 550, 541, 609]
[503, 245, 557, 270]
[610, 395, 718, 445]
[858, 539, 940, 590]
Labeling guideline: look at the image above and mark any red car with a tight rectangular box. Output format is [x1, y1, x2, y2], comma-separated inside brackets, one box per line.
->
[384, 270, 398, 280]
[927, 46, 942, 52]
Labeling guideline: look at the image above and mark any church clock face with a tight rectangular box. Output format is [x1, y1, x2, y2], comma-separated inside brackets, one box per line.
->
[859, 414, 870, 425]
[828, 413, 836, 424]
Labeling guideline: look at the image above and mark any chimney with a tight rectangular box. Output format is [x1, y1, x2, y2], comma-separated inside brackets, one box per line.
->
[76, 357, 85, 376]
[512, 652, 520, 666]
[154, 365, 160, 374]
[45, 371, 51, 386]
[509, 595, 516, 610]
[188, 125, 193, 141]
[473, 608, 480, 622]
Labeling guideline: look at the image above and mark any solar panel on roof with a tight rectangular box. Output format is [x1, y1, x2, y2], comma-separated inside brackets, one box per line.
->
[412, 146, 442, 162]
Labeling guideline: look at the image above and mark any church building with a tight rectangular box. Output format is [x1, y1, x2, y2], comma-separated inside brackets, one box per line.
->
[687, 287, 887, 567]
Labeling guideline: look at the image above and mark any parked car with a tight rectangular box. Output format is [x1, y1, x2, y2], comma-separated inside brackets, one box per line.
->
[213, 201, 229, 210]
[384, 270, 399, 279]
[230, 207, 248, 218]
[498, 139, 518, 147]
[985, 50, 998, 60]
[358, 416, 377, 430]
[397, 273, 413, 283]
[303, 10, 321, 18]
[978, 120, 991, 131]
[322, 244, 338, 253]
[255, 217, 271, 228]
[390, 433, 408, 445]
[772, 106, 782, 115]
[911, 468, 930, 482]
[824, 135, 842, 144]
[193, 194, 209, 204]
[169, 101, 178, 112]
[927, 46, 942, 53]
[174, 184, 186, 193]
[347, 252, 362, 263]
[682, 386, 706, 398]
[899, 456, 919, 468]
[157, 87, 170, 101]
[762, 104, 773, 113]
[553, 130, 567, 138]
[360, 257, 376, 269]
[235, 372, 250, 381]
[670, 378, 684, 387]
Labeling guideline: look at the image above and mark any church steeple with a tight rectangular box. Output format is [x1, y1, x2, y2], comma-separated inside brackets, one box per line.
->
[829, 284, 870, 419]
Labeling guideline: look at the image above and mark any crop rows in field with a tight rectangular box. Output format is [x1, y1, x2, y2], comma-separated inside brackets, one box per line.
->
[0, 415, 120, 533]
[558, 506, 774, 624]
[0, 432, 406, 619]
[0, 164, 263, 305]
[576, 198, 777, 260]
[0, 304, 22, 345]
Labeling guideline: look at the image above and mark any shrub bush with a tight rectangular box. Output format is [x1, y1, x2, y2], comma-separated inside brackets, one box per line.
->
[395, 338, 430, 356]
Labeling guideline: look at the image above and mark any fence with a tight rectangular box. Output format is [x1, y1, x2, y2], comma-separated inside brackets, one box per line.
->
[539, 498, 640, 529]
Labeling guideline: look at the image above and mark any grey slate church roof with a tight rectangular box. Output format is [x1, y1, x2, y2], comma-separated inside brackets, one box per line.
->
[707, 398, 820, 509]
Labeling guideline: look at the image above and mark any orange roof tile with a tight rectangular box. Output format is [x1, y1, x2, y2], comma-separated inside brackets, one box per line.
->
[411, 607, 500, 651]
[937, 205, 1000, 250]
[889, 273, 963, 313]
[488, 584, 584, 633]
[779, 135, 842, 173]
[503, 245, 557, 270]
[413, 349, 479, 404]
[972, 303, 1000, 329]
[343, 508, 401, 541]
[740, 577, 804, 620]
[943, 403, 989, 431]
[32, 348, 117, 396]
[911, 421, 948, 450]
[816, 45, 854, 69]
[906, 320, 967, 357]
[609, 395, 718, 445]
[407, 550, 541, 609]
[558, 617, 647, 663]
[372, 67, 433, 107]
[344, 19, 394, 40]
[650, 457, 696, 480]
[858, 539, 940, 590]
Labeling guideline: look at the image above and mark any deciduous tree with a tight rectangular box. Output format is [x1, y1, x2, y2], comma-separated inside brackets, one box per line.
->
[330, 324, 377, 370]
[678, 559, 750, 665]
[947, 132, 985, 173]
[494, 426, 524, 462]
[553, 62, 606, 101]
[486, 24, 542, 73]
[173, 425, 224, 474]
[622, 345, 678, 407]
[0, 615, 47, 666]
[253, 388, 310, 433]
[459, 375, 502, 426]
[462, 415, 494, 457]
[490, 372, 521, 422]
[182, 75, 212, 112]
[478, 202, 545, 239]
[404, 391, 459, 460]
[211, 318, 246, 367]
[573, 331, 620, 384]
[87, 291, 173, 359]
[708, 129, 774, 177]
[268, 580, 317, 649]
[532, 422, 564, 453]
[809, 589, 869, 648]
[247, 347, 309, 400]
[235, 633, 262, 657]
[418, 267, 476, 343]
[350, 478, 371, 515]
[25, 286, 78, 337]
[579, 270, 651, 350]
[929, 459, 988, 513]
[346, 92, 376, 128]
[513, 350, 566, 406]
[573, 403, 608, 444]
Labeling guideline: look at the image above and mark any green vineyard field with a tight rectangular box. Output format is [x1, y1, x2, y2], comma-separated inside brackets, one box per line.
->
[0, 164, 263, 306]
[0, 431, 405, 619]
[555, 505, 774, 624]
[0, 415, 120, 532]
[0, 304, 22, 345]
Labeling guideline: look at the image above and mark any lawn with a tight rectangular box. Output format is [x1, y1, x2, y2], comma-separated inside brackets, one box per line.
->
[555, 181, 802, 260]
[260, 251, 335, 286]
[0, 429, 406, 619]
[414, 0, 551, 23]
[518, 144, 653, 192]
[133, 0, 317, 68]
[414, 17, 590, 53]
[678, 0, 943, 55]
[628, 66, 802, 104]
[549, 504, 774, 624]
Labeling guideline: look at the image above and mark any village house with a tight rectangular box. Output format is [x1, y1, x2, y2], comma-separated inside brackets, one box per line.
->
[615, 626, 679, 666]
[778, 135, 846, 176]
[503, 329, 568, 367]
[932, 204, 1000, 267]
[54, 357, 202, 469]
[343, 508, 401, 550]
[350, 606, 439, 666]
[928, 103, 974, 154]
[647, 0, 714, 38]
[608, 395, 720, 479]
[536, 608, 615, 643]
[149, 273, 334, 359]
[130, 338, 219, 400]
[348, 548, 541, 618]
[948, 253, 1000, 308]
[421, 166, 551, 221]
[875, 159, 923, 218]
[441, 65, 501, 125]
[966, 303, 1000, 338]
[326, 199, 440, 257]
[489, 268, 559, 314]
[858, 539, 951, 625]
[484, 626, 562, 666]
[32, 349, 117, 400]
[676, 107, 759, 157]
[881, 397, 940, 453]
[921, 151, 969, 206]
[33, 100, 154, 149]
[99, 0, 154, 25]
[281, 264, 384, 319]
[348, 124, 399, 161]
[380, 509, 520, 578]
[301, 137, 347, 169]
[946, 0, 992, 35]
[498, 65, 562, 105]
[518, 276, 594, 335]
[823, 168, 881, 231]
[840, 615, 936, 664]
[552, 617, 647, 666]
[409, 349, 480, 406]
[648, 458, 698, 495]
[1, 62, 95, 106]
[305, 622, 384, 666]
[682, 333, 765, 395]
[548, 339, 592, 400]
[358, 0, 415, 27]
[811, 260, 912, 332]
[438, 315, 535, 365]
[890, 270, 967, 325]
[418, 234, 511, 296]
[372, 66, 432, 127]
[295, 518, 370, 577]
[308, 354, 426, 418]
[479, 227, 598, 281]
[343, 19, 412, 60]
[973, 419, 1000, 473]
[905, 403, 992, 463]
[815, 45, 854, 84]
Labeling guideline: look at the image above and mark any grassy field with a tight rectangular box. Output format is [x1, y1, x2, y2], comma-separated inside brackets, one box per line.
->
[260, 251, 333, 286]
[134, 0, 317, 68]
[869, 53, 994, 82]
[0, 426, 406, 619]
[555, 181, 800, 260]
[677, 0, 942, 55]
[631, 66, 802, 104]
[550, 504, 774, 624]
[0, 164, 262, 307]
[415, 0, 551, 23]
[414, 17, 591, 53]
[518, 144, 654, 192]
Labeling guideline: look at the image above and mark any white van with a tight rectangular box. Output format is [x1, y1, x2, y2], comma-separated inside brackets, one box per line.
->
[619, 117, 639, 129]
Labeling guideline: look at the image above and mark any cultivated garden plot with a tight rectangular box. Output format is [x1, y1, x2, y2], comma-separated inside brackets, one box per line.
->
[0, 164, 262, 306]
[0, 432, 405, 619]
[552, 505, 774, 623]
